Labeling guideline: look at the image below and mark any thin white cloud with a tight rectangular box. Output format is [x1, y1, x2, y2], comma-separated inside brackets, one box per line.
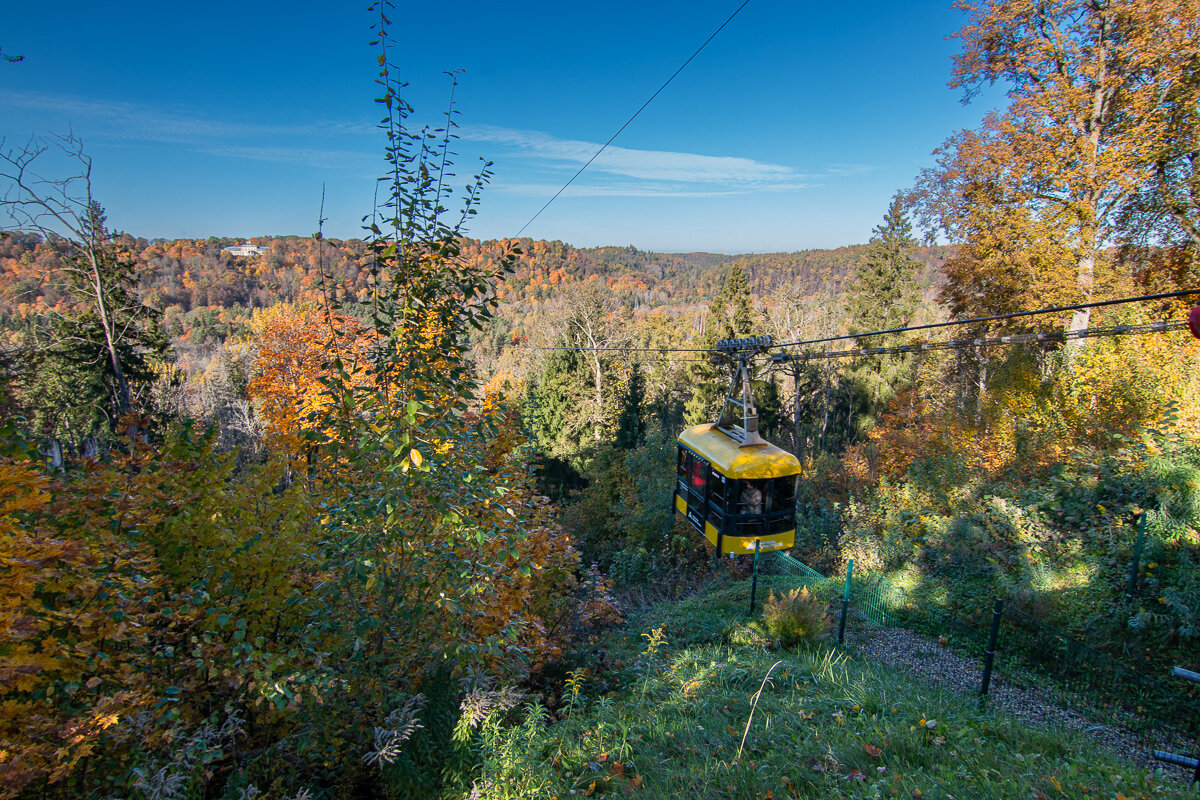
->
[823, 163, 874, 176]
[3, 90, 872, 185]
[492, 181, 747, 199]
[1, 88, 374, 150]
[197, 145, 377, 169]
[465, 124, 810, 188]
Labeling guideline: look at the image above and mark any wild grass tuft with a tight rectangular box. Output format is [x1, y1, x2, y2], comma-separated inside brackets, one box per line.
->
[763, 585, 832, 647]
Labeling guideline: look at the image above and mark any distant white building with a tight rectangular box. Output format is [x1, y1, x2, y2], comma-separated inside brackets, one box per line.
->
[222, 242, 267, 257]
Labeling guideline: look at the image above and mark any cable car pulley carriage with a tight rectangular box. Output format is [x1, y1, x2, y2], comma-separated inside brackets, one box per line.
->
[674, 335, 801, 558]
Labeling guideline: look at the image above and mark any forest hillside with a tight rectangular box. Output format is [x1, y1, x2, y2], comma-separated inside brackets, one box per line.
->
[2, 1, 1199, 798]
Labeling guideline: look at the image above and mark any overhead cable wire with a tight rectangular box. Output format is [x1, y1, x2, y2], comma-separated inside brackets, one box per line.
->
[772, 320, 1188, 362]
[773, 288, 1200, 350]
[513, 0, 753, 238]
[478, 343, 714, 353]
[478, 287, 1200, 357]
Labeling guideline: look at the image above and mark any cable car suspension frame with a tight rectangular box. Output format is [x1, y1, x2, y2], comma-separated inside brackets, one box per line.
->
[713, 335, 773, 447]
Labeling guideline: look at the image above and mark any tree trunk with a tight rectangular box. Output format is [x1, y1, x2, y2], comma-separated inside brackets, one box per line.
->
[1067, 235, 1097, 347]
[592, 348, 603, 442]
[86, 246, 133, 418]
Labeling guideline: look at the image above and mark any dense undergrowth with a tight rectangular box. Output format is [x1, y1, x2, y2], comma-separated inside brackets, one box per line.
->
[813, 432, 1200, 677]
[786, 338, 1200, 679]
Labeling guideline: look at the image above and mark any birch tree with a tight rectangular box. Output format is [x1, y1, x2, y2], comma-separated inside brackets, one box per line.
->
[2, 134, 165, 435]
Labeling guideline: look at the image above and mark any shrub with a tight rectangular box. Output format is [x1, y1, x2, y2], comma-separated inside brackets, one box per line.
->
[763, 586, 831, 647]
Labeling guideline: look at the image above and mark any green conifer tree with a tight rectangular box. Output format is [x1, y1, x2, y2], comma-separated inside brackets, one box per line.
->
[843, 193, 923, 435]
[614, 363, 647, 450]
[524, 346, 591, 460]
[684, 264, 759, 425]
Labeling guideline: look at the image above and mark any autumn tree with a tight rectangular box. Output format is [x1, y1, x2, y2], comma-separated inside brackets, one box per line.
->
[764, 283, 853, 455]
[915, 0, 1200, 330]
[549, 281, 632, 443]
[1118, 3, 1200, 288]
[272, 12, 588, 789]
[246, 303, 371, 460]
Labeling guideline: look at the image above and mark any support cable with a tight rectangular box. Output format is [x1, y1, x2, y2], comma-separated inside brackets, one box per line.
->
[474, 288, 1200, 357]
[772, 288, 1200, 350]
[514, 0, 753, 238]
[772, 320, 1187, 362]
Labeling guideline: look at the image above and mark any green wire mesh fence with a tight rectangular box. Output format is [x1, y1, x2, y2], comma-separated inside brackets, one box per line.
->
[768, 551, 1200, 751]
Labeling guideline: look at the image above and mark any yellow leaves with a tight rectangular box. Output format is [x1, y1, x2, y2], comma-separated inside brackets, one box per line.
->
[92, 712, 121, 730]
[248, 303, 373, 457]
[0, 462, 50, 518]
[0, 448, 196, 798]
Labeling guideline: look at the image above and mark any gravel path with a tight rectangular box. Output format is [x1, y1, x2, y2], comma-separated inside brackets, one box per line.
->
[850, 625, 1197, 782]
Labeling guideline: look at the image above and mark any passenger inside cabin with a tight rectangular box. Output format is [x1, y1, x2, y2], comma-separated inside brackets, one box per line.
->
[739, 482, 763, 515]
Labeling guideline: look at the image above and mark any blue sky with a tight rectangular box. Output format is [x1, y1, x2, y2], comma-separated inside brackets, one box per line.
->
[2, 1, 1004, 253]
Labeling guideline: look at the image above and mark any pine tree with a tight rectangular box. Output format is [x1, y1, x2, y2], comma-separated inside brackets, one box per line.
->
[614, 363, 647, 450]
[708, 262, 756, 341]
[685, 264, 759, 425]
[843, 194, 923, 435]
[525, 346, 592, 460]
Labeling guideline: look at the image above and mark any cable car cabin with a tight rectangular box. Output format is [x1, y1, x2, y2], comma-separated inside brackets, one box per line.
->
[674, 423, 800, 555]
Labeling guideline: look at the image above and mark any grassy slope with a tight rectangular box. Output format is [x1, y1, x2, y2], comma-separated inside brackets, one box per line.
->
[472, 575, 1191, 800]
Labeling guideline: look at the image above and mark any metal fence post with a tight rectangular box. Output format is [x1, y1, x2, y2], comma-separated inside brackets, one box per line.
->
[838, 559, 854, 644]
[979, 599, 1004, 709]
[748, 539, 760, 615]
[1126, 512, 1147, 602]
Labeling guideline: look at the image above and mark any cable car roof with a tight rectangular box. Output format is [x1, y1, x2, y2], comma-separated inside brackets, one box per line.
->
[678, 424, 801, 480]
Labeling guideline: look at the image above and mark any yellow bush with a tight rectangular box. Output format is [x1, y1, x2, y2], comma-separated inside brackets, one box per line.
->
[763, 586, 831, 647]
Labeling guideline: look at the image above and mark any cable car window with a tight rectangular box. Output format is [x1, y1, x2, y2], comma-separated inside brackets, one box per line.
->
[773, 475, 796, 511]
[735, 517, 766, 536]
[738, 479, 766, 515]
[690, 458, 706, 489]
[708, 467, 725, 508]
[677, 448, 690, 478]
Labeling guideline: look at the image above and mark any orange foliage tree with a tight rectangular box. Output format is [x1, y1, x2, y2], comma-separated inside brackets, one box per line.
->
[247, 304, 372, 458]
[915, 0, 1200, 331]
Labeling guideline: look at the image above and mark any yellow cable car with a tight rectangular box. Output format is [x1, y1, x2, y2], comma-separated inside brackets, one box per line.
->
[674, 337, 801, 555]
